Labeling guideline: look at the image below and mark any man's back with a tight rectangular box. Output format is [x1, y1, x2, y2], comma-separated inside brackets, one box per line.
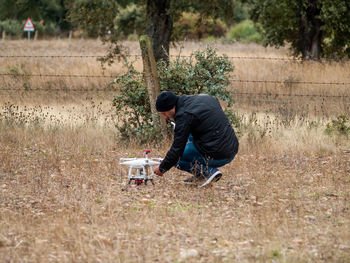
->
[175, 94, 239, 159]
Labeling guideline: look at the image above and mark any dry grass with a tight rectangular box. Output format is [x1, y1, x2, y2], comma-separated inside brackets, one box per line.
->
[1, 39, 349, 116]
[0, 124, 349, 262]
[0, 40, 350, 262]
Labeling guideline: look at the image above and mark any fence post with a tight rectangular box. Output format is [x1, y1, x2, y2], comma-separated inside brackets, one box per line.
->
[139, 35, 167, 137]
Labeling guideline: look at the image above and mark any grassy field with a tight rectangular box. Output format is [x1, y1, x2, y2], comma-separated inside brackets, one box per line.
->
[0, 40, 349, 262]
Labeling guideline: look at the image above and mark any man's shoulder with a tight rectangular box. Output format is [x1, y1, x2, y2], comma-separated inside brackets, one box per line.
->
[179, 94, 214, 103]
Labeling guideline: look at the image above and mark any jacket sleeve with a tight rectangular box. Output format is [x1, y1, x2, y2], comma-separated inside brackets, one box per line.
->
[159, 113, 192, 172]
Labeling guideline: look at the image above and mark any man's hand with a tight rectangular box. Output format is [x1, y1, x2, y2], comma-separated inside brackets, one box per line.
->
[154, 166, 164, 176]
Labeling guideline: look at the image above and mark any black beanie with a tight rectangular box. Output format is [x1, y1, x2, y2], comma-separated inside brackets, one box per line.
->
[156, 91, 179, 112]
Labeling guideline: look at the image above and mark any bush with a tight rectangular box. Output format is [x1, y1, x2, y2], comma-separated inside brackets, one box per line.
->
[113, 66, 159, 144]
[226, 20, 262, 43]
[325, 114, 350, 137]
[113, 46, 240, 144]
[0, 19, 59, 38]
[0, 20, 23, 36]
[35, 22, 58, 36]
[158, 47, 234, 101]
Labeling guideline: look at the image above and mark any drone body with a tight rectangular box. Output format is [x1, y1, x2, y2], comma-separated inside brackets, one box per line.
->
[120, 150, 162, 185]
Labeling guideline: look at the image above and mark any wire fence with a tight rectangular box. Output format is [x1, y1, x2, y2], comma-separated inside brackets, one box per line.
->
[1, 54, 349, 62]
[0, 73, 114, 78]
[1, 54, 349, 105]
[233, 92, 350, 98]
[233, 98, 350, 105]
[1, 73, 349, 86]
[1, 54, 299, 60]
[1, 87, 349, 101]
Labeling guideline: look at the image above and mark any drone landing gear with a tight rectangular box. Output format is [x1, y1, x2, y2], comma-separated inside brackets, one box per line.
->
[128, 178, 154, 186]
[145, 179, 154, 185]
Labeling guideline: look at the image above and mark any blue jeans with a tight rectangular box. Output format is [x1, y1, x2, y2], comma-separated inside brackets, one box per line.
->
[175, 135, 235, 177]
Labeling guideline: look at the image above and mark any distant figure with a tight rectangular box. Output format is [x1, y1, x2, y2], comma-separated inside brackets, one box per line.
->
[154, 91, 239, 187]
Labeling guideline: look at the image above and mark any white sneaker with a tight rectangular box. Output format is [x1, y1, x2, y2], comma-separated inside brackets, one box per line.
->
[199, 170, 222, 187]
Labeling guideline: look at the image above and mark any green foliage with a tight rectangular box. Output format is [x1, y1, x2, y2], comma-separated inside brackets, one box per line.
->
[35, 21, 58, 36]
[67, 0, 125, 65]
[158, 47, 233, 100]
[232, 0, 251, 23]
[227, 20, 262, 43]
[67, 0, 237, 63]
[0, 19, 59, 37]
[0, 0, 69, 30]
[0, 0, 240, 42]
[158, 46, 241, 130]
[270, 249, 282, 260]
[171, 0, 235, 27]
[67, 0, 118, 38]
[113, 65, 162, 144]
[114, 3, 146, 39]
[251, 0, 350, 59]
[0, 19, 22, 36]
[325, 114, 350, 137]
[319, 0, 350, 58]
[113, 47, 240, 144]
[172, 12, 227, 40]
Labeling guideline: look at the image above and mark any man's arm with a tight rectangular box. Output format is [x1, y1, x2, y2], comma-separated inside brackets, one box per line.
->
[158, 113, 193, 174]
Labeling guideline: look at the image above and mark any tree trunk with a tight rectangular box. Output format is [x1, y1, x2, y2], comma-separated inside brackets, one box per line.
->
[298, 0, 323, 59]
[146, 0, 173, 64]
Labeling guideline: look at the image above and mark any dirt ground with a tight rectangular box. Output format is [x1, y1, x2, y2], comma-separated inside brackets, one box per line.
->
[0, 135, 349, 262]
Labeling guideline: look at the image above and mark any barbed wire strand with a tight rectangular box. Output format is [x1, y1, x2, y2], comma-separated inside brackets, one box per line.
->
[1, 54, 349, 62]
[233, 92, 350, 98]
[0, 90, 349, 106]
[233, 98, 350, 105]
[228, 79, 350, 85]
[1, 87, 350, 99]
[0, 73, 115, 78]
[0, 55, 104, 58]
[1, 73, 349, 85]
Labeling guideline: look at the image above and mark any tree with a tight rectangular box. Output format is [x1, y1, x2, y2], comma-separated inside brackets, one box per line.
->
[251, 0, 350, 59]
[145, 0, 172, 63]
[0, 0, 71, 31]
[68, 0, 235, 64]
[67, 0, 124, 65]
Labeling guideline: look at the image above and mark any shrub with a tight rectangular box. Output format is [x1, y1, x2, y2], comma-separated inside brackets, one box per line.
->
[35, 22, 58, 36]
[226, 20, 262, 43]
[0, 19, 59, 38]
[113, 65, 159, 144]
[0, 20, 23, 36]
[113, 46, 240, 144]
[158, 47, 234, 101]
[325, 114, 350, 137]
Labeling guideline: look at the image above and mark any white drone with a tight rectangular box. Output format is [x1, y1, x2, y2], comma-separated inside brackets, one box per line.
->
[120, 150, 162, 185]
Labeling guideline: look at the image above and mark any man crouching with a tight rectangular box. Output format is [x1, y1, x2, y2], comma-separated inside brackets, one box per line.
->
[154, 91, 239, 187]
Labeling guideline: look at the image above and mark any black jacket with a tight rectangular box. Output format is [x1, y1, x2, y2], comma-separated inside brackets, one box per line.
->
[159, 94, 239, 172]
